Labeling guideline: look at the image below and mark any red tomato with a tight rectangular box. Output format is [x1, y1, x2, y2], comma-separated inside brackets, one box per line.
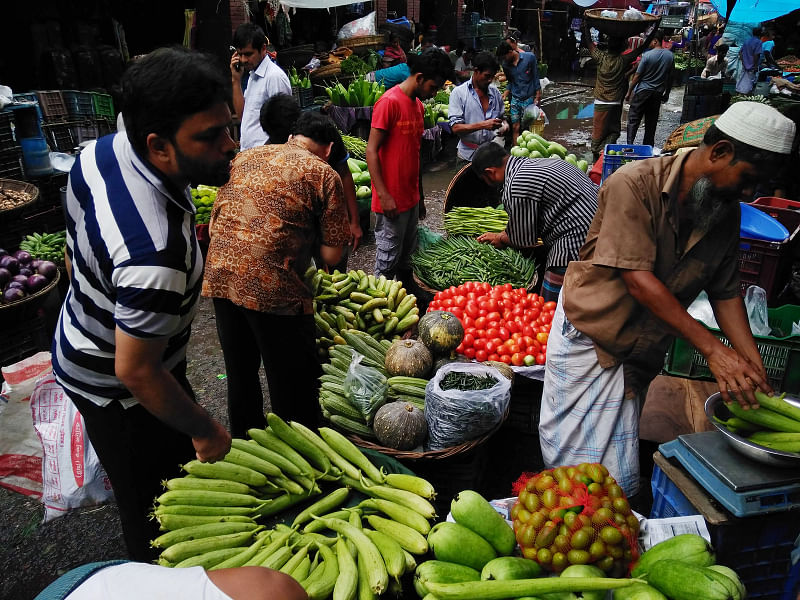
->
[448, 286, 458, 296]
[522, 325, 535, 337]
[502, 283, 512, 292]
[462, 316, 475, 328]
[467, 292, 478, 301]
[488, 353, 501, 362]
[442, 298, 453, 307]
[536, 353, 546, 365]
[474, 338, 487, 351]
[485, 340, 498, 353]
[450, 307, 464, 320]
[478, 309, 488, 317]
[523, 336, 537, 350]
[474, 316, 487, 329]
[541, 312, 553, 324]
[543, 322, 552, 333]
[464, 282, 475, 293]
[475, 349, 488, 362]
[536, 332, 549, 345]
[462, 333, 475, 348]
[464, 347, 476, 359]
[486, 327, 500, 340]
[498, 327, 510, 341]
[507, 321, 520, 334]
[487, 311, 502, 322]
[479, 301, 491, 311]
[508, 344, 521, 354]
[491, 337, 504, 349]
[476, 329, 487, 339]
[452, 295, 465, 308]
[499, 354, 512, 364]
[543, 301, 557, 311]
[465, 302, 479, 319]
[511, 332, 523, 342]
[511, 352, 525, 366]
[455, 343, 464, 354]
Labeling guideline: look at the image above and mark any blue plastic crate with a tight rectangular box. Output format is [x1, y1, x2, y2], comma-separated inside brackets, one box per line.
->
[650, 464, 701, 519]
[601, 144, 653, 182]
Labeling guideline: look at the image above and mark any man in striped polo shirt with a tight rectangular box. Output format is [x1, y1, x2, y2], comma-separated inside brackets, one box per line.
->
[52, 47, 235, 561]
[470, 142, 599, 302]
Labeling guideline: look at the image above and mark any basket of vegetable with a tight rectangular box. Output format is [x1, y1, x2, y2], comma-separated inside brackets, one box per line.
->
[0, 250, 61, 315]
[338, 34, 387, 56]
[584, 8, 660, 38]
[0, 178, 39, 219]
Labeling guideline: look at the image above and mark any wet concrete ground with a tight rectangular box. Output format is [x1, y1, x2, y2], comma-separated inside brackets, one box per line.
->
[0, 81, 684, 600]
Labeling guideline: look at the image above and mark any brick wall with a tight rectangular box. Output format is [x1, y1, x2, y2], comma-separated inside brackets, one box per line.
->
[377, 0, 388, 25]
[230, 0, 250, 34]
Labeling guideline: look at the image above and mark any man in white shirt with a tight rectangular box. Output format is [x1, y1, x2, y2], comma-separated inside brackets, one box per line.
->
[231, 23, 292, 150]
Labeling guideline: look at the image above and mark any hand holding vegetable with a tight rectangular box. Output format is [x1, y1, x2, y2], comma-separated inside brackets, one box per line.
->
[706, 343, 771, 409]
[194, 419, 233, 463]
[477, 231, 509, 248]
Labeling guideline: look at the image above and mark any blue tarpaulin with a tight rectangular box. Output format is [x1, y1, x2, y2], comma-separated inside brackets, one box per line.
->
[709, 0, 800, 23]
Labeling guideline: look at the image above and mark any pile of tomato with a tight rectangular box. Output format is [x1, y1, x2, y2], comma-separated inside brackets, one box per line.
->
[426, 282, 556, 366]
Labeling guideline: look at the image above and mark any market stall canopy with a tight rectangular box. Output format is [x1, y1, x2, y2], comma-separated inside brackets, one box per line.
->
[564, 0, 642, 9]
[709, 0, 800, 22]
[280, 0, 365, 8]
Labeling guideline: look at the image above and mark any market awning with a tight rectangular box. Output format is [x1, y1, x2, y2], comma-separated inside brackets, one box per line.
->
[709, 0, 800, 22]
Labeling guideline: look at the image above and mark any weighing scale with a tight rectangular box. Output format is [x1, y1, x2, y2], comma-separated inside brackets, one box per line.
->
[659, 431, 800, 518]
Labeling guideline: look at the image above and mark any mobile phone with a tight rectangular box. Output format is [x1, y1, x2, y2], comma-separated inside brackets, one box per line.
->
[229, 45, 241, 71]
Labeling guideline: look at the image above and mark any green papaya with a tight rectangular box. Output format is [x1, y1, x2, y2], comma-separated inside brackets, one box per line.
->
[612, 582, 668, 600]
[347, 158, 362, 174]
[646, 559, 732, 600]
[427, 521, 497, 571]
[415, 560, 481, 597]
[451, 490, 516, 556]
[707, 565, 746, 600]
[481, 556, 543, 581]
[631, 533, 715, 578]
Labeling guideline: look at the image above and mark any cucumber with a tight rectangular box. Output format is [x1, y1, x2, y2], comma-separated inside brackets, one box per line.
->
[451, 490, 516, 556]
[427, 521, 497, 571]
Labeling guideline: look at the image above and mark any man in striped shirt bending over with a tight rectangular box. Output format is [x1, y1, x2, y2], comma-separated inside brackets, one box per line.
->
[52, 47, 235, 562]
[470, 142, 599, 301]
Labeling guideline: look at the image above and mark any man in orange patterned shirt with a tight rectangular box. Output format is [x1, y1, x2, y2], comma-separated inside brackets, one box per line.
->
[202, 113, 350, 434]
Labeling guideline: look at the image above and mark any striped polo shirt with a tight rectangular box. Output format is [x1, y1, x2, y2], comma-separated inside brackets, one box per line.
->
[52, 133, 203, 407]
[503, 156, 599, 270]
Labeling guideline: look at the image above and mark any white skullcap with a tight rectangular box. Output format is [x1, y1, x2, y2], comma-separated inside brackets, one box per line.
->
[715, 101, 796, 155]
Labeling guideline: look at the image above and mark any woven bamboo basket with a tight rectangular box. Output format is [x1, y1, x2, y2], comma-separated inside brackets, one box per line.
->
[584, 9, 660, 38]
[444, 164, 502, 213]
[0, 268, 60, 314]
[0, 178, 40, 218]
[310, 63, 342, 80]
[338, 34, 387, 55]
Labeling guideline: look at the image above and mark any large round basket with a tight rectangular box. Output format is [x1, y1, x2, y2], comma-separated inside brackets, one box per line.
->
[0, 268, 61, 321]
[310, 63, 342, 80]
[444, 164, 502, 213]
[412, 271, 440, 298]
[584, 9, 660, 38]
[338, 34, 387, 55]
[276, 44, 315, 70]
[0, 178, 40, 219]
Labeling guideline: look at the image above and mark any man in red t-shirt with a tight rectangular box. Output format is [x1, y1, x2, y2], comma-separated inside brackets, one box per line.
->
[367, 49, 453, 282]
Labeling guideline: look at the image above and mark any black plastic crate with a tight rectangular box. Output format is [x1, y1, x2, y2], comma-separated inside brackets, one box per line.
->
[0, 312, 50, 379]
[0, 147, 24, 180]
[0, 203, 66, 250]
[0, 111, 15, 147]
[506, 375, 542, 434]
[42, 121, 78, 152]
[35, 90, 69, 122]
[62, 90, 94, 119]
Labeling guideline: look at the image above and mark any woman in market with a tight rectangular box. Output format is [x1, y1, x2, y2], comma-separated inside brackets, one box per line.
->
[470, 142, 599, 302]
[202, 112, 351, 437]
[382, 33, 407, 67]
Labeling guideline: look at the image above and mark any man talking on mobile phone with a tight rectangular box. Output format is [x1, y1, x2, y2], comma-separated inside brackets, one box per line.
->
[231, 23, 291, 150]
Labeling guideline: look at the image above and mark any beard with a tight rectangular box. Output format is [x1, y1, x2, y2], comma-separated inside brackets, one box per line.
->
[686, 176, 739, 234]
[176, 147, 233, 188]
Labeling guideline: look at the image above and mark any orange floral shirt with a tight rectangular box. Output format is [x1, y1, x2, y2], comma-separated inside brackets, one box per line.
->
[202, 139, 350, 315]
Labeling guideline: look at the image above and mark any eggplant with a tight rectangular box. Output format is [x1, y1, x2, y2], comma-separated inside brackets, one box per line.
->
[36, 260, 58, 280]
[13, 250, 32, 265]
[0, 255, 19, 274]
[0, 267, 10, 287]
[2, 287, 25, 303]
[27, 274, 49, 293]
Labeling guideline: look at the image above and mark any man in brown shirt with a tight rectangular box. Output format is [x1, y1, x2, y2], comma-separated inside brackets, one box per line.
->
[203, 112, 350, 435]
[539, 102, 795, 497]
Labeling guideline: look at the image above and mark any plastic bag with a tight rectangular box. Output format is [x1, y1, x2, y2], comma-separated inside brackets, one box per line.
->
[522, 103, 550, 134]
[338, 11, 377, 40]
[744, 285, 771, 337]
[601, 9, 618, 18]
[0, 351, 52, 497]
[623, 7, 644, 20]
[31, 372, 114, 521]
[424, 363, 511, 450]
[687, 291, 719, 329]
[417, 225, 443, 251]
[344, 351, 388, 424]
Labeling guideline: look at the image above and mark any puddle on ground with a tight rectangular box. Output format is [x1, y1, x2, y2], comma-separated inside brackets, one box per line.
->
[537, 84, 596, 160]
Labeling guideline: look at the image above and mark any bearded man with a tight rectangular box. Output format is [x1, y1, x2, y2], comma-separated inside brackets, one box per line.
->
[538, 102, 796, 499]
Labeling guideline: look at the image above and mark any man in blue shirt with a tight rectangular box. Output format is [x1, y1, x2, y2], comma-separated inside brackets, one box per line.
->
[736, 27, 763, 94]
[626, 30, 673, 147]
[497, 39, 541, 142]
[449, 51, 506, 163]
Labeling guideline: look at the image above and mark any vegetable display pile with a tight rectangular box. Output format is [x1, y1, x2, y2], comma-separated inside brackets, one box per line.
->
[347, 158, 373, 205]
[149, 412, 439, 598]
[0, 248, 58, 304]
[509, 131, 589, 173]
[423, 102, 449, 129]
[672, 53, 706, 70]
[714, 391, 800, 454]
[191, 185, 218, 225]
[0, 187, 33, 211]
[288, 67, 312, 89]
[439, 371, 497, 391]
[427, 282, 554, 366]
[341, 134, 367, 161]
[731, 94, 769, 105]
[307, 268, 420, 350]
[443, 206, 508, 237]
[339, 55, 370, 75]
[325, 77, 385, 107]
[18, 230, 66, 265]
[412, 237, 537, 290]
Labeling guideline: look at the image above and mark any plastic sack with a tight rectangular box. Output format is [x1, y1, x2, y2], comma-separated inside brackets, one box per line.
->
[418, 225, 443, 251]
[424, 363, 511, 450]
[31, 372, 113, 521]
[344, 351, 388, 424]
[522, 103, 549, 133]
[0, 351, 52, 497]
[601, 9, 618, 18]
[623, 7, 644, 20]
[687, 291, 719, 329]
[338, 11, 377, 40]
[744, 285, 771, 337]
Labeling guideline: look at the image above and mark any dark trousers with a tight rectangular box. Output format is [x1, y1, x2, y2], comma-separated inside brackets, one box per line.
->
[591, 103, 623, 161]
[68, 364, 196, 563]
[627, 88, 663, 147]
[212, 298, 321, 437]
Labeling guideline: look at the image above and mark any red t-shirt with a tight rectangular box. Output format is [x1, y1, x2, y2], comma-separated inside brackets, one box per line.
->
[370, 85, 424, 214]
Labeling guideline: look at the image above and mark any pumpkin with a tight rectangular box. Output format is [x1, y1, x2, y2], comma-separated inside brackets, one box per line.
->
[484, 360, 515, 382]
[373, 401, 428, 450]
[433, 354, 471, 374]
[385, 339, 433, 378]
[418, 311, 464, 356]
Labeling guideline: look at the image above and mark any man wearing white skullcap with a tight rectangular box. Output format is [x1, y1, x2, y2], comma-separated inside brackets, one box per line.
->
[539, 102, 796, 499]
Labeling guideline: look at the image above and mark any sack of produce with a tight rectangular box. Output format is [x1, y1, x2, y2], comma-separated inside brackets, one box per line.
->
[344, 351, 388, 424]
[511, 462, 640, 577]
[424, 363, 511, 450]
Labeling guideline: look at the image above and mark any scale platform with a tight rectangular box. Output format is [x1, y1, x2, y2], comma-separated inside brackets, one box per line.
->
[659, 431, 800, 518]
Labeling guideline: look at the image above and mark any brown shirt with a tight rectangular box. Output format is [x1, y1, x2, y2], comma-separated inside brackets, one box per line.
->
[591, 46, 637, 103]
[562, 151, 741, 391]
[202, 139, 350, 315]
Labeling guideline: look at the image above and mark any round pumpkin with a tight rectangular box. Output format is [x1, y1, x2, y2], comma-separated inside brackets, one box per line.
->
[373, 401, 428, 450]
[433, 354, 471, 374]
[418, 311, 464, 356]
[385, 339, 433, 378]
